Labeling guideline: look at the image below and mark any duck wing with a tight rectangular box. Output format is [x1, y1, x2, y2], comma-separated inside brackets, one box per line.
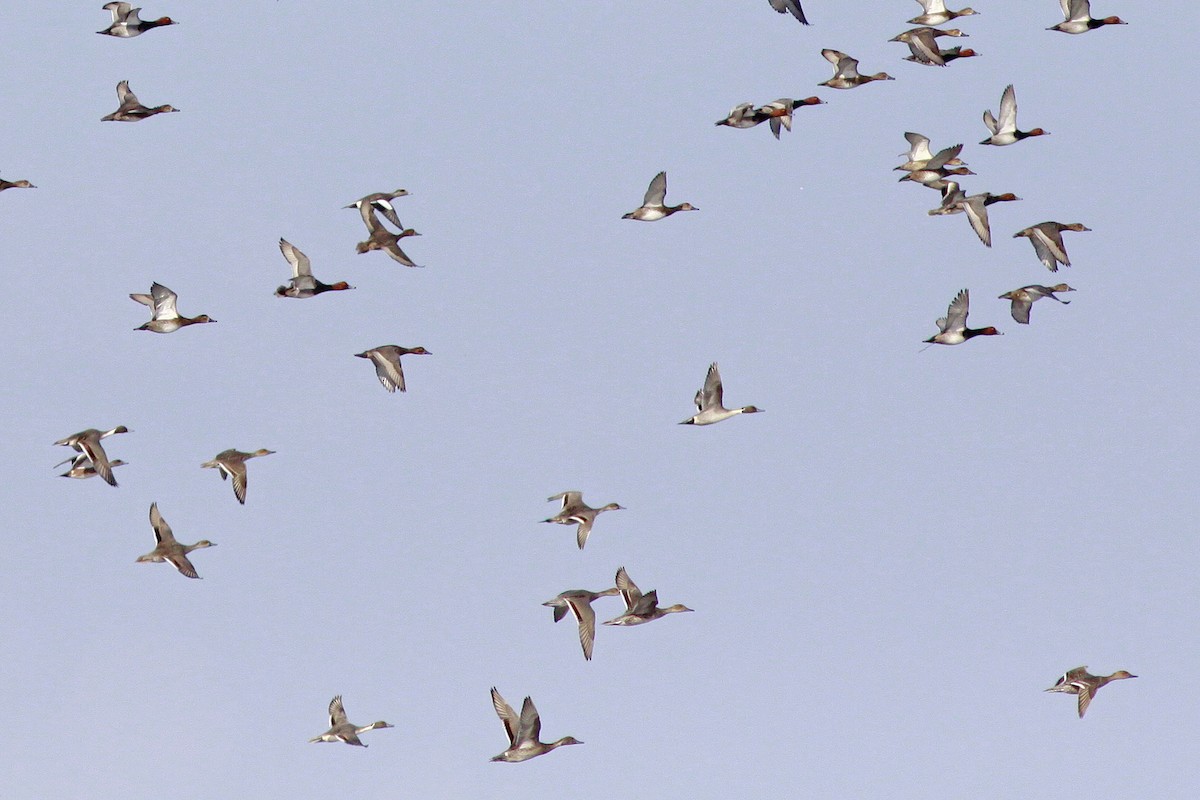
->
[1007, 292, 1032, 324]
[575, 516, 594, 550]
[996, 84, 1018, 133]
[149, 502, 176, 545]
[222, 460, 250, 504]
[370, 351, 406, 393]
[369, 197, 405, 230]
[565, 595, 599, 660]
[907, 30, 945, 65]
[115, 80, 141, 110]
[149, 282, 180, 320]
[615, 566, 642, 610]
[279, 238, 313, 280]
[167, 551, 200, 579]
[903, 132, 933, 161]
[380, 238, 420, 268]
[490, 688, 519, 746]
[643, 172, 667, 207]
[768, 0, 808, 24]
[961, 196, 992, 247]
[517, 696, 541, 745]
[78, 435, 117, 486]
[548, 490, 584, 511]
[328, 695, 349, 727]
[944, 288, 970, 332]
[106, 3, 134, 22]
[702, 362, 724, 409]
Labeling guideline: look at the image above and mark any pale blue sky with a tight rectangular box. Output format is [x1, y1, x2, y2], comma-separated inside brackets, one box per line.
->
[3, 2, 1196, 797]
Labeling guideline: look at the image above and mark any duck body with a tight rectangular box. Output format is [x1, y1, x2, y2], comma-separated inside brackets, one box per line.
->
[923, 288, 1000, 345]
[543, 587, 621, 660]
[905, 45, 979, 66]
[355, 345, 431, 393]
[101, 80, 179, 121]
[980, 84, 1047, 145]
[928, 183, 1021, 247]
[489, 688, 581, 762]
[622, 171, 696, 220]
[818, 49, 894, 89]
[999, 284, 1074, 324]
[275, 238, 354, 297]
[53, 425, 129, 487]
[1013, 221, 1090, 271]
[201, 448, 274, 504]
[354, 205, 421, 267]
[909, 0, 977, 25]
[897, 143, 973, 187]
[541, 491, 624, 550]
[97, 3, 176, 36]
[1045, 666, 1136, 717]
[1049, 0, 1126, 33]
[889, 27, 969, 66]
[308, 696, 393, 746]
[135, 502, 215, 579]
[345, 190, 410, 231]
[896, 132, 967, 172]
[680, 362, 763, 425]
[131, 282, 215, 332]
[0, 177, 35, 192]
[717, 97, 822, 139]
[56, 454, 128, 479]
[602, 566, 693, 626]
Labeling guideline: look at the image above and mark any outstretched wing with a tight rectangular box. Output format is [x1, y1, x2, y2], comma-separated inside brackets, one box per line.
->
[642, 172, 667, 207]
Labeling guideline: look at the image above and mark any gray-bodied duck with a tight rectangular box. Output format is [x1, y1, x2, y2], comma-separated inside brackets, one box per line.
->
[101, 80, 179, 122]
[276, 239, 353, 298]
[818, 50, 894, 89]
[999, 284, 1074, 324]
[543, 587, 622, 661]
[54, 425, 129, 487]
[489, 688, 581, 763]
[889, 27, 970, 67]
[541, 491, 624, 550]
[56, 453, 128, 480]
[928, 182, 1021, 247]
[346, 190, 410, 231]
[603, 566, 693, 626]
[201, 448, 275, 504]
[1013, 221, 1090, 272]
[680, 362, 763, 425]
[135, 502, 215, 580]
[622, 171, 697, 221]
[355, 206, 421, 267]
[308, 695, 393, 746]
[355, 345, 431, 393]
[131, 282, 215, 333]
[1045, 666, 1136, 717]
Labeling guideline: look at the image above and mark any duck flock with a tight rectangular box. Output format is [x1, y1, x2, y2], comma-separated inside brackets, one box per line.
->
[6, 2, 1193, 797]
